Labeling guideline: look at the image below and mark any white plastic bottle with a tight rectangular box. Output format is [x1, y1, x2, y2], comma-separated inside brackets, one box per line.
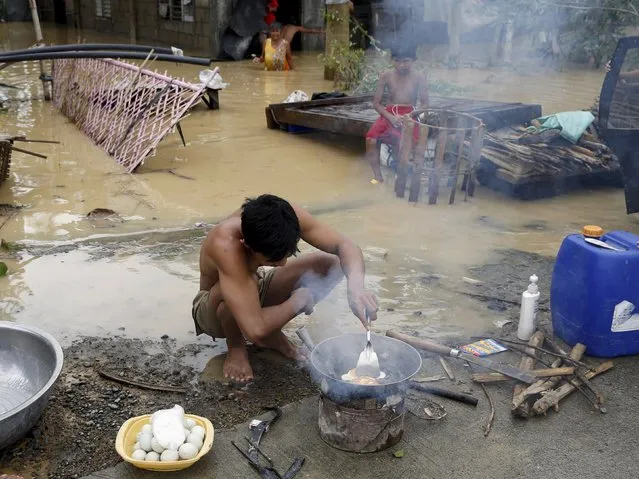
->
[517, 275, 540, 341]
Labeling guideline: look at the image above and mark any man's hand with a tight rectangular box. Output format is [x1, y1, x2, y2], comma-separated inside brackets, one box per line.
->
[347, 286, 379, 328]
[605, 60, 612, 73]
[291, 287, 315, 315]
[386, 113, 402, 129]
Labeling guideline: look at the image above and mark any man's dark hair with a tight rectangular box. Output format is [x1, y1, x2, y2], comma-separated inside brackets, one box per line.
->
[270, 22, 283, 32]
[391, 43, 417, 60]
[241, 194, 301, 262]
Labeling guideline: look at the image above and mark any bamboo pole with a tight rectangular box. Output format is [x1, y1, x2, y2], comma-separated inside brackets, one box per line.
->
[28, 0, 51, 101]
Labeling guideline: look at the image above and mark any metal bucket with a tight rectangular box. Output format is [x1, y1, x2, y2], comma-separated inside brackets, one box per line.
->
[318, 394, 405, 453]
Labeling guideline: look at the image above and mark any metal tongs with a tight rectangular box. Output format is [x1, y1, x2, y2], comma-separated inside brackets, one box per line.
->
[232, 407, 305, 479]
[355, 312, 380, 378]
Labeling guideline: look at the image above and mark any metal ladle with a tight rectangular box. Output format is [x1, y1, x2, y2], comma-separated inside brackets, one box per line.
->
[355, 313, 380, 378]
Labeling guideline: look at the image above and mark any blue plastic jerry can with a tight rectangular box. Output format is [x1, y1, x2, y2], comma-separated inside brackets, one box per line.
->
[551, 226, 639, 357]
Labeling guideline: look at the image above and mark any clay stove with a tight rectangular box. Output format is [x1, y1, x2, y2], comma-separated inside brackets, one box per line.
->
[318, 392, 406, 454]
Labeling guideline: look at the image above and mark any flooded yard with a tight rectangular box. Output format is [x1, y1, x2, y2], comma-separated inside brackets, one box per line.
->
[1, 23, 638, 346]
[2, 21, 639, 479]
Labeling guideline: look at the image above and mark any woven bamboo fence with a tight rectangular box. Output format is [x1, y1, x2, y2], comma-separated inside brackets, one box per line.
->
[52, 58, 211, 172]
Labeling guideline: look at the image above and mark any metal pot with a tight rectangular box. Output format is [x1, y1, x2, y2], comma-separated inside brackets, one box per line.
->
[0, 322, 64, 450]
[296, 327, 422, 403]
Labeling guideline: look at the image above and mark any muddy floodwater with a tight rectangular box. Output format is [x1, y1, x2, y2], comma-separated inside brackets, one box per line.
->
[1, 23, 638, 349]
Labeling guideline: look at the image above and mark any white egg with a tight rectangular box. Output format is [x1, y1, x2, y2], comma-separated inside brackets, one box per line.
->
[145, 451, 160, 461]
[160, 449, 180, 462]
[141, 424, 152, 435]
[184, 428, 191, 438]
[151, 437, 165, 454]
[186, 433, 203, 450]
[139, 433, 153, 452]
[190, 425, 205, 439]
[131, 449, 147, 461]
[133, 441, 141, 451]
[135, 432, 143, 442]
[183, 418, 196, 430]
[178, 442, 198, 460]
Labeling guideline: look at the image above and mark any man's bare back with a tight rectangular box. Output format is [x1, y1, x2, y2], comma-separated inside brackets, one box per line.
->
[192, 195, 379, 384]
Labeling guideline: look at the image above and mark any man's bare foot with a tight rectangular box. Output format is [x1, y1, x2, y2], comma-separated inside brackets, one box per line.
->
[223, 346, 253, 383]
[262, 331, 306, 361]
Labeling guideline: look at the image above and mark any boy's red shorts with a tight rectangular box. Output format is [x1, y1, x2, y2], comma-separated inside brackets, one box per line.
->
[366, 105, 419, 144]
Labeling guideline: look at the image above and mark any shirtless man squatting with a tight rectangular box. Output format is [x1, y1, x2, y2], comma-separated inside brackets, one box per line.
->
[366, 44, 429, 184]
[192, 194, 379, 383]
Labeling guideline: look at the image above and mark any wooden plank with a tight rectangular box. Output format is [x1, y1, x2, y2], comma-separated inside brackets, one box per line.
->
[466, 124, 486, 198]
[395, 116, 414, 198]
[449, 116, 467, 204]
[267, 95, 542, 141]
[409, 123, 430, 202]
[429, 116, 449, 204]
[472, 367, 576, 383]
[511, 331, 544, 418]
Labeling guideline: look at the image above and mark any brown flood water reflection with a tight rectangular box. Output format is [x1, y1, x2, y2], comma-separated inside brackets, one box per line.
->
[0, 24, 638, 345]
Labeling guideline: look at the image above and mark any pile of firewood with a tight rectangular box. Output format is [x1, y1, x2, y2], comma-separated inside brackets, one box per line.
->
[480, 123, 618, 182]
[473, 331, 613, 419]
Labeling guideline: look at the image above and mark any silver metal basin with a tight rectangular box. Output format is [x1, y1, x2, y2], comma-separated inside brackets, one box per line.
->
[0, 322, 64, 450]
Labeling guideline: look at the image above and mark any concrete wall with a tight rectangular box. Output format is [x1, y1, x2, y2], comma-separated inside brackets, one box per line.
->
[68, 0, 326, 58]
[301, 0, 325, 51]
[76, 0, 213, 55]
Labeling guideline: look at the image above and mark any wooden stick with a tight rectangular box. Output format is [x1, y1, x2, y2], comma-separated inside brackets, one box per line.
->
[532, 361, 613, 416]
[512, 331, 544, 418]
[479, 383, 495, 437]
[10, 145, 47, 159]
[449, 117, 467, 204]
[515, 344, 586, 405]
[496, 338, 589, 368]
[394, 115, 414, 198]
[544, 338, 604, 404]
[473, 367, 576, 383]
[429, 120, 448, 205]
[97, 370, 187, 393]
[466, 124, 485, 199]
[439, 356, 455, 381]
[409, 123, 429, 202]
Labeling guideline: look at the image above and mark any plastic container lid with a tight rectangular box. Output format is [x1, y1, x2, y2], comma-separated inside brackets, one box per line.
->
[582, 225, 604, 238]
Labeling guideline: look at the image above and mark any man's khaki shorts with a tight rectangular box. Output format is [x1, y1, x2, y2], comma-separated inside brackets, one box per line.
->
[192, 267, 276, 339]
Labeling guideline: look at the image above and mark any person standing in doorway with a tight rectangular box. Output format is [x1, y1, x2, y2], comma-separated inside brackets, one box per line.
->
[255, 23, 294, 71]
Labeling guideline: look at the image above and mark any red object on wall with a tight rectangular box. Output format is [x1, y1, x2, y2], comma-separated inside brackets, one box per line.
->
[264, 12, 276, 25]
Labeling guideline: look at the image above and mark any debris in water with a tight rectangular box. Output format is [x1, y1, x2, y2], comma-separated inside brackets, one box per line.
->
[462, 276, 484, 285]
[87, 208, 122, 222]
[52, 58, 211, 172]
[0, 262, 7, 276]
[393, 449, 405, 458]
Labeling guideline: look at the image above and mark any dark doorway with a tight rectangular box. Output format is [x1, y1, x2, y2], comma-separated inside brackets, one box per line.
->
[276, 0, 302, 51]
[54, 0, 67, 24]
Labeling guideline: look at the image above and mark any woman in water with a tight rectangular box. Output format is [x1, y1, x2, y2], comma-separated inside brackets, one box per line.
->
[255, 23, 294, 71]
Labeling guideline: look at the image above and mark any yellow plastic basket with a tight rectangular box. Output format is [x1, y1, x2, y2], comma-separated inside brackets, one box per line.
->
[115, 414, 214, 472]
